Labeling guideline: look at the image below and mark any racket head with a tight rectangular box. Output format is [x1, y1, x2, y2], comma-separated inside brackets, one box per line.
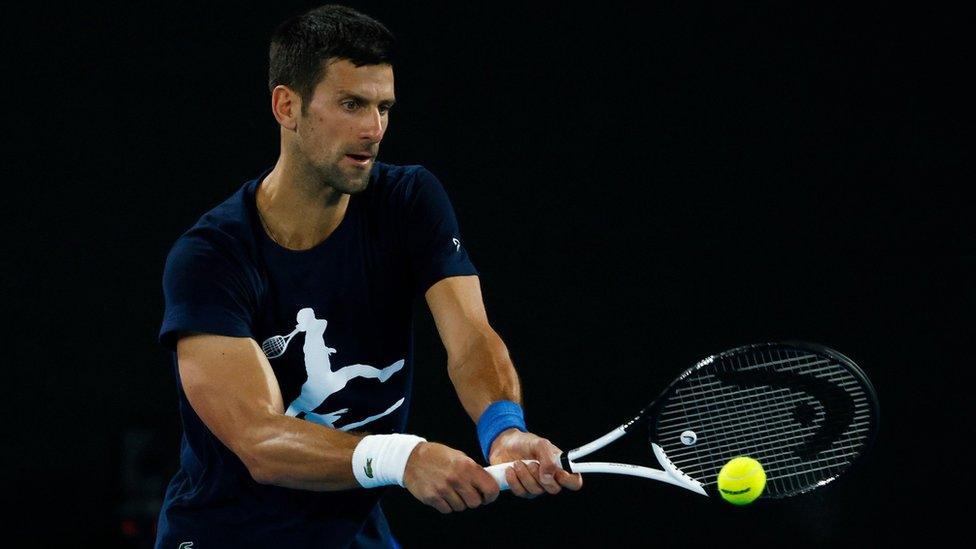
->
[644, 342, 879, 499]
[261, 336, 288, 358]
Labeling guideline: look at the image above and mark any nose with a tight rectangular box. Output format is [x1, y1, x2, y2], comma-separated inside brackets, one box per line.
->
[360, 107, 385, 143]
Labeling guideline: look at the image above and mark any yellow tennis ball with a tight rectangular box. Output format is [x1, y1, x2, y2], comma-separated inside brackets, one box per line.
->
[718, 456, 766, 505]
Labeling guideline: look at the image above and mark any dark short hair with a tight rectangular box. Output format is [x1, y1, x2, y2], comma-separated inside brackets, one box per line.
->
[268, 5, 395, 115]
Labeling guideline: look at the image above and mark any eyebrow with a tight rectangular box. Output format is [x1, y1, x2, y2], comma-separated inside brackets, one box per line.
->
[337, 90, 396, 106]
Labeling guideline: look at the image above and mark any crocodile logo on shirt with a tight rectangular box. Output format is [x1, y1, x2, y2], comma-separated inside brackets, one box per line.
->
[365, 458, 374, 479]
[267, 307, 406, 431]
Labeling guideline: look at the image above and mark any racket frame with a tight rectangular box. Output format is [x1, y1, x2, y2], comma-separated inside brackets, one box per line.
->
[487, 341, 878, 499]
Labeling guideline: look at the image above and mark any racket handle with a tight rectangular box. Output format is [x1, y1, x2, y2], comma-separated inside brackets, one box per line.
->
[484, 460, 540, 491]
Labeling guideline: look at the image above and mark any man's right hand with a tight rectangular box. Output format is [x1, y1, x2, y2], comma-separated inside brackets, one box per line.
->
[402, 442, 500, 513]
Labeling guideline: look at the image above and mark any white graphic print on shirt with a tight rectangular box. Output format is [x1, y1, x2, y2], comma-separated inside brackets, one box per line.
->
[264, 307, 405, 430]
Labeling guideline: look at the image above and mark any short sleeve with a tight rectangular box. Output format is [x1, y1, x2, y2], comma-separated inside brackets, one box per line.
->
[406, 168, 478, 294]
[158, 233, 259, 351]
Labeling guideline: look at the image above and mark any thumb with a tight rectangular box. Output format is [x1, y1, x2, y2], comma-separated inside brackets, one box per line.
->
[535, 441, 562, 484]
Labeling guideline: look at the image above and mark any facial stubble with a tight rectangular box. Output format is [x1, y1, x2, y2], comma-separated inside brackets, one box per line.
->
[314, 156, 373, 197]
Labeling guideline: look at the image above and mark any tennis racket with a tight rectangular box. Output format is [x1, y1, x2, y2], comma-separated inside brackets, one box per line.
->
[485, 342, 879, 500]
[261, 326, 300, 359]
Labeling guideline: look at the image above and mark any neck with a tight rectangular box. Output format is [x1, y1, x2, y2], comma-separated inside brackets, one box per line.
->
[256, 158, 350, 251]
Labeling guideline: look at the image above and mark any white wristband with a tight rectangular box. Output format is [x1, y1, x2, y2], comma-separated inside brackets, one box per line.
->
[352, 434, 427, 489]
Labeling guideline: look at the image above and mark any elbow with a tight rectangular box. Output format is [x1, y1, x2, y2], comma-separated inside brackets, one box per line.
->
[234, 423, 283, 486]
[237, 441, 278, 485]
[244, 454, 278, 485]
[250, 468, 279, 486]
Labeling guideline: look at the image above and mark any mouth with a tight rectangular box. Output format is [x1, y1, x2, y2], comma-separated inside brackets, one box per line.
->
[345, 153, 374, 167]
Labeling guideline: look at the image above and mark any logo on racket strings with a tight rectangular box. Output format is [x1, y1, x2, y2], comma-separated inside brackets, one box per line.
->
[713, 368, 856, 460]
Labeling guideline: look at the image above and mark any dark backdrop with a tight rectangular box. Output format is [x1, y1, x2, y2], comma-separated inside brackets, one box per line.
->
[6, 1, 969, 546]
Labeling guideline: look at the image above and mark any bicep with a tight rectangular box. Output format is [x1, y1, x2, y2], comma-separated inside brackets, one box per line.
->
[176, 333, 284, 457]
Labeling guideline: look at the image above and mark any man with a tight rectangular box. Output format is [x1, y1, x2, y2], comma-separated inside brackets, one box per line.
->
[156, 4, 581, 548]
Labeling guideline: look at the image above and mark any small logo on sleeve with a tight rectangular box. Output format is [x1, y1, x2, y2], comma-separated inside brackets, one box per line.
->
[178, 543, 194, 549]
[365, 458, 374, 479]
[452, 238, 461, 252]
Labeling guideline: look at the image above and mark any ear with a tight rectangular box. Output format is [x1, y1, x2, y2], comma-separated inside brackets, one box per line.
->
[271, 85, 300, 131]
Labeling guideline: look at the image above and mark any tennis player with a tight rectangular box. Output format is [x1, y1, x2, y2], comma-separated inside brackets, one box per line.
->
[155, 5, 581, 548]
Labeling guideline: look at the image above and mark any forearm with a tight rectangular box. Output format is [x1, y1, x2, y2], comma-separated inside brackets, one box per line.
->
[238, 414, 364, 491]
[447, 328, 522, 423]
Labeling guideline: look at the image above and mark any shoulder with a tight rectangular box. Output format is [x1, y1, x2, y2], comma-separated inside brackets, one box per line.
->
[165, 178, 261, 273]
[373, 161, 437, 185]
[363, 163, 462, 231]
[369, 162, 444, 199]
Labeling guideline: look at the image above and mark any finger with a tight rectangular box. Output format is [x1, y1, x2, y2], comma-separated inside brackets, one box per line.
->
[504, 466, 531, 498]
[473, 469, 501, 504]
[429, 497, 452, 514]
[504, 466, 533, 498]
[441, 489, 467, 512]
[455, 483, 483, 509]
[534, 441, 563, 493]
[514, 460, 547, 496]
[554, 469, 583, 491]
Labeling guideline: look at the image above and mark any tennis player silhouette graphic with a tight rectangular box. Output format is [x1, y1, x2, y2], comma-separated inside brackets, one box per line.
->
[268, 307, 405, 430]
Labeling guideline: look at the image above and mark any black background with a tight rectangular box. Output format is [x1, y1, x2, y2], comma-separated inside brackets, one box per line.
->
[6, 1, 970, 546]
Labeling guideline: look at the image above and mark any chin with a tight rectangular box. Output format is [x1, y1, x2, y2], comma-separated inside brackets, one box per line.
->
[317, 163, 372, 195]
[333, 173, 371, 194]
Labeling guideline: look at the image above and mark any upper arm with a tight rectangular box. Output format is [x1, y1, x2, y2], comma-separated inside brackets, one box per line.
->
[424, 275, 495, 363]
[176, 333, 285, 464]
[405, 168, 479, 295]
[159, 233, 259, 351]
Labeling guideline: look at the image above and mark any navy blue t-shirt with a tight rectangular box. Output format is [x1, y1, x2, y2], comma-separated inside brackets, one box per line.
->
[156, 162, 477, 548]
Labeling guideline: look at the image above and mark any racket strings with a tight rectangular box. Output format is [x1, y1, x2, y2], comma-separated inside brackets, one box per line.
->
[659, 390, 870, 450]
[675, 424, 871, 482]
[657, 381, 861, 429]
[656, 367, 861, 411]
[719, 351, 866, 494]
[262, 336, 288, 358]
[653, 346, 875, 497]
[663, 413, 871, 462]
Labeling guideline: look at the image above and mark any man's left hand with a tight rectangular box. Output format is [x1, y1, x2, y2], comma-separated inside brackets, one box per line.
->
[488, 428, 583, 498]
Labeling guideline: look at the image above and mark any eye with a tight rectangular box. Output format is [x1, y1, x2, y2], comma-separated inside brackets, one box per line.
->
[341, 100, 359, 111]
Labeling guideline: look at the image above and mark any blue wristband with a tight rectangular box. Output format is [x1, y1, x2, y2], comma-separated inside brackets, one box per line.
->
[477, 400, 527, 462]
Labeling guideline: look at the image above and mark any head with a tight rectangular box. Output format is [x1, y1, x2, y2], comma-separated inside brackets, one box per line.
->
[296, 307, 317, 327]
[268, 5, 396, 194]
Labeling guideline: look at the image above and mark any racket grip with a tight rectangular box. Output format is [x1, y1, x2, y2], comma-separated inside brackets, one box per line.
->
[484, 460, 540, 491]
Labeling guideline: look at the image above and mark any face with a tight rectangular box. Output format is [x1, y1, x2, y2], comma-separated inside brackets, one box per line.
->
[293, 59, 395, 194]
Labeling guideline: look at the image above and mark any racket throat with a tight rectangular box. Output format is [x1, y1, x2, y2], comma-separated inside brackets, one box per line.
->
[651, 443, 707, 496]
[560, 452, 574, 473]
